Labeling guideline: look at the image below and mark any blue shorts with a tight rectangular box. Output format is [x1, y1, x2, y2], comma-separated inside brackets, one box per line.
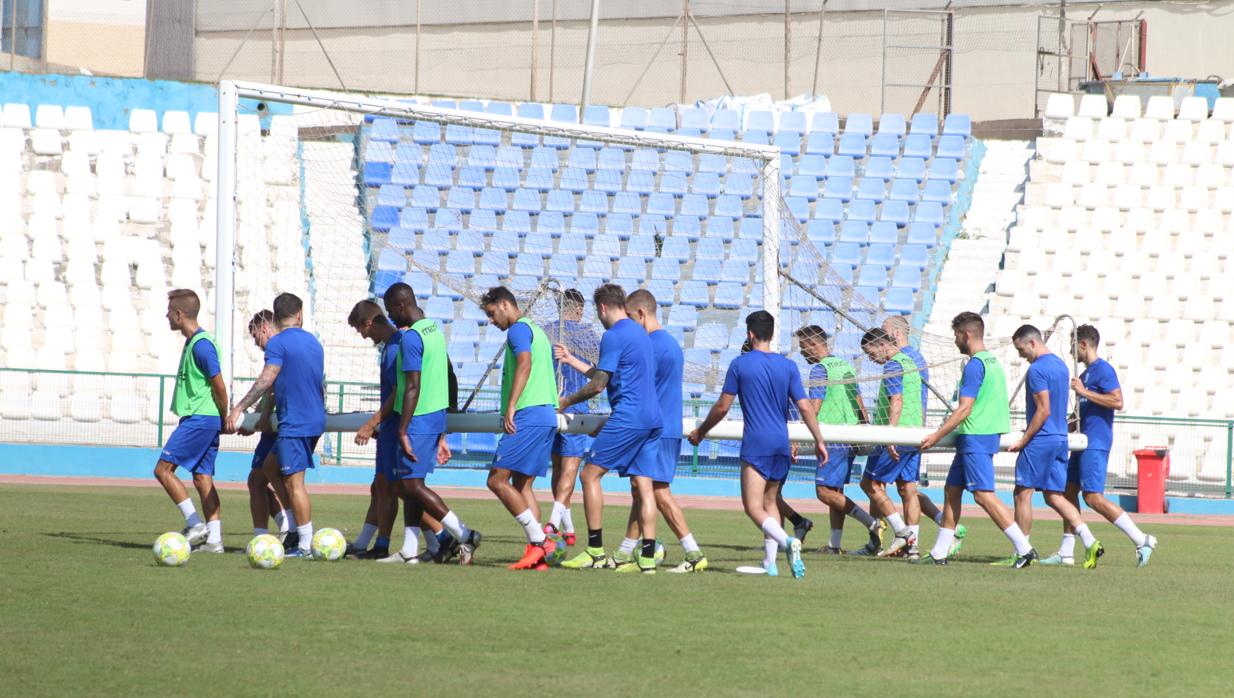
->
[160, 424, 220, 476]
[1068, 449, 1109, 494]
[491, 416, 556, 478]
[394, 431, 441, 480]
[553, 432, 591, 459]
[637, 437, 680, 484]
[815, 445, 853, 488]
[744, 454, 792, 483]
[250, 433, 276, 470]
[276, 435, 320, 476]
[1015, 435, 1069, 492]
[589, 425, 662, 477]
[375, 423, 400, 481]
[946, 451, 996, 492]
[864, 447, 922, 484]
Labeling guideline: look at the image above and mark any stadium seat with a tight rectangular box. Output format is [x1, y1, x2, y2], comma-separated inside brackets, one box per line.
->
[844, 113, 873, 136]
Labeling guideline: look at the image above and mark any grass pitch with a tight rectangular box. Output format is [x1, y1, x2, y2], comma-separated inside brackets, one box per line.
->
[2, 483, 1231, 697]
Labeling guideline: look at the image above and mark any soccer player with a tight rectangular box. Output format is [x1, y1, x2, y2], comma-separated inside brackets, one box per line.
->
[1051, 324, 1157, 567]
[380, 282, 482, 564]
[479, 286, 559, 570]
[688, 311, 829, 579]
[610, 289, 708, 573]
[557, 283, 663, 573]
[237, 309, 292, 543]
[916, 312, 1038, 568]
[794, 325, 881, 556]
[544, 288, 596, 547]
[153, 289, 229, 552]
[346, 300, 403, 559]
[879, 316, 958, 557]
[1001, 324, 1103, 568]
[226, 292, 326, 558]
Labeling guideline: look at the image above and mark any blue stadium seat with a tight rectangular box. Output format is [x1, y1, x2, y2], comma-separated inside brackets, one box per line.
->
[412, 120, 441, 145]
[814, 198, 844, 223]
[579, 189, 609, 215]
[723, 173, 755, 200]
[855, 177, 886, 202]
[620, 106, 650, 130]
[880, 200, 911, 226]
[456, 165, 487, 190]
[884, 288, 915, 314]
[866, 242, 896, 267]
[398, 207, 429, 231]
[569, 148, 598, 172]
[728, 238, 758, 264]
[786, 197, 809, 222]
[412, 186, 441, 210]
[596, 147, 626, 172]
[788, 175, 820, 201]
[900, 243, 929, 269]
[746, 110, 775, 132]
[376, 246, 407, 272]
[837, 133, 867, 159]
[739, 130, 768, 146]
[865, 221, 895, 246]
[538, 211, 566, 236]
[868, 132, 900, 158]
[713, 282, 744, 309]
[473, 128, 501, 147]
[707, 217, 735, 242]
[928, 157, 959, 183]
[891, 266, 923, 290]
[428, 141, 457, 165]
[645, 278, 676, 305]
[794, 154, 825, 179]
[877, 113, 906, 136]
[446, 187, 476, 212]
[825, 155, 855, 179]
[591, 233, 623, 258]
[847, 199, 877, 223]
[857, 265, 888, 290]
[921, 179, 952, 204]
[473, 209, 500, 232]
[435, 208, 463, 232]
[721, 258, 752, 285]
[625, 171, 654, 196]
[422, 163, 454, 189]
[661, 172, 689, 196]
[710, 109, 739, 132]
[618, 257, 648, 280]
[486, 101, 513, 116]
[889, 178, 920, 202]
[854, 286, 881, 306]
[910, 112, 938, 137]
[606, 213, 634, 237]
[611, 192, 641, 215]
[838, 221, 869, 245]
[679, 280, 710, 307]
[648, 107, 677, 132]
[548, 254, 578, 278]
[936, 134, 966, 160]
[625, 235, 655, 259]
[690, 172, 722, 198]
[906, 221, 938, 247]
[389, 161, 419, 187]
[545, 189, 575, 214]
[630, 149, 659, 173]
[445, 249, 477, 277]
[489, 231, 518, 255]
[455, 229, 486, 254]
[530, 146, 559, 171]
[779, 111, 807, 134]
[693, 257, 723, 284]
[943, 113, 972, 138]
[370, 117, 401, 142]
[557, 234, 587, 257]
[804, 132, 834, 157]
[524, 167, 555, 192]
[478, 186, 508, 213]
[678, 108, 707, 133]
[587, 172, 619, 199]
[774, 131, 802, 157]
[490, 167, 519, 193]
[667, 304, 697, 328]
[708, 194, 740, 220]
[583, 105, 612, 127]
[914, 202, 946, 225]
[365, 140, 395, 163]
[844, 113, 873, 136]
[503, 210, 532, 234]
[864, 156, 894, 181]
[363, 161, 392, 187]
[387, 226, 417, 252]
[707, 127, 737, 142]
[661, 236, 691, 261]
[642, 192, 671, 216]
[896, 157, 928, 182]
[517, 103, 545, 119]
[806, 220, 836, 247]
[902, 134, 932, 159]
[673, 215, 701, 240]
[445, 124, 473, 146]
[549, 103, 578, 124]
[695, 235, 725, 259]
[431, 98, 456, 108]
[822, 176, 852, 201]
[494, 145, 524, 169]
[375, 184, 405, 207]
[425, 296, 456, 321]
[831, 242, 862, 267]
[512, 188, 542, 212]
[810, 112, 840, 135]
[736, 217, 762, 241]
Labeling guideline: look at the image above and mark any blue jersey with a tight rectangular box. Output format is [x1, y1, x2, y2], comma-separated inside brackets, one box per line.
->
[264, 327, 326, 437]
[595, 318, 661, 430]
[955, 356, 999, 454]
[548, 319, 597, 415]
[721, 350, 806, 460]
[1026, 352, 1070, 438]
[379, 328, 403, 427]
[181, 329, 222, 430]
[808, 362, 826, 402]
[649, 329, 684, 439]
[901, 344, 929, 414]
[1078, 358, 1120, 451]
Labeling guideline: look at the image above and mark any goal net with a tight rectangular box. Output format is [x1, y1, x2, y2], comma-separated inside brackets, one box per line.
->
[216, 82, 1078, 474]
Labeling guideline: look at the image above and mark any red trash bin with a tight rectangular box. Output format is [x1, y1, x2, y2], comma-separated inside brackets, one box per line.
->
[1133, 448, 1170, 514]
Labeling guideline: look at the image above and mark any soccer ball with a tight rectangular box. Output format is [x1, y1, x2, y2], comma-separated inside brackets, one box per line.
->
[654, 539, 666, 564]
[545, 533, 568, 565]
[311, 527, 347, 561]
[246, 534, 285, 570]
[153, 532, 191, 567]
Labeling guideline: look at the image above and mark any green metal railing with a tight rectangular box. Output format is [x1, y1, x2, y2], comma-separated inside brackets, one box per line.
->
[1, 367, 1230, 497]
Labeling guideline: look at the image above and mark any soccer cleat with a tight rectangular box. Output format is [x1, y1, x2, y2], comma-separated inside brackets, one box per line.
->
[343, 543, 366, 559]
[533, 561, 549, 571]
[1039, 553, 1075, 567]
[358, 546, 390, 560]
[866, 520, 884, 554]
[765, 562, 779, 577]
[989, 554, 1018, 567]
[193, 541, 224, 554]
[543, 523, 559, 536]
[948, 524, 967, 559]
[879, 532, 917, 558]
[911, 553, 947, 565]
[182, 523, 208, 546]
[636, 556, 657, 575]
[561, 547, 608, 569]
[818, 545, 843, 555]
[285, 547, 313, 559]
[906, 544, 920, 561]
[846, 543, 878, 557]
[1082, 540, 1105, 570]
[432, 535, 460, 564]
[667, 551, 709, 574]
[1013, 548, 1039, 569]
[1136, 534, 1157, 568]
[509, 543, 548, 570]
[793, 517, 815, 544]
[563, 532, 577, 547]
[457, 530, 482, 565]
[282, 531, 300, 552]
[376, 551, 420, 564]
[785, 536, 806, 579]
[609, 549, 638, 572]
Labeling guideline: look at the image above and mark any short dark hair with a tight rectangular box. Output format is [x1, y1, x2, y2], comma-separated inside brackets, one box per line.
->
[248, 309, 274, 332]
[273, 293, 303, 322]
[383, 281, 414, 306]
[860, 327, 893, 348]
[563, 288, 584, 308]
[795, 325, 829, 343]
[745, 310, 775, 342]
[167, 289, 201, 318]
[1012, 324, 1042, 343]
[1076, 324, 1100, 346]
[593, 283, 626, 310]
[625, 288, 656, 313]
[479, 285, 517, 308]
[951, 311, 984, 336]
[348, 299, 387, 327]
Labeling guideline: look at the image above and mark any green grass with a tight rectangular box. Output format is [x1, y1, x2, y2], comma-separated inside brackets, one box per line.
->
[2, 483, 1231, 697]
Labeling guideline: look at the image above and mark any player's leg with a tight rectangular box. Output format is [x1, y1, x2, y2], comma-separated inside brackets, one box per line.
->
[561, 462, 610, 568]
[380, 492, 427, 565]
[972, 485, 1036, 567]
[1012, 485, 1034, 536]
[399, 476, 480, 563]
[612, 482, 643, 569]
[918, 453, 969, 564]
[776, 492, 814, 544]
[886, 479, 921, 558]
[765, 475, 805, 578]
[248, 468, 271, 534]
[154, 423, 210, 544]
[655, 484, 707, 572]
[363, 473, 396, 559]
[1044, 490, 1102, 568]
[282, 470, 313, 556]
[192, 469, 223, 552]
[630, 474, 658, 571]
[348, 476, 383, 557]
[549, 441, 583, 544]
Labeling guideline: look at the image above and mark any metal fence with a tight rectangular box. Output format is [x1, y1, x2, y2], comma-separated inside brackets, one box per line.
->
[1, 367, 1230, 498]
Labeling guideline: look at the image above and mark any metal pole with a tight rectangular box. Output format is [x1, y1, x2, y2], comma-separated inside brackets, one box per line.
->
[811, 0, 827, 96]
[215, 82, 240, 396]
[1058, 0, 1067, 93]
[1226, 421, 1232, 498]
[943, 9, 953, 116]
[880, 10, 888, 114]
[621, 13, 684, 107]
[9, 0, 18, 70]
[761, 157, 782, 352]
[271, 0, 287, 84]
[415, 0, 421, 94]
[293, 0, 347, 90]
[784, 0, 792, 101]
[680, 0, 689, 104]
[688, 13, 735, 97]
[549, 0, 558, 102]
[531, 0, 540, 102]
[581, 0, 601, 111]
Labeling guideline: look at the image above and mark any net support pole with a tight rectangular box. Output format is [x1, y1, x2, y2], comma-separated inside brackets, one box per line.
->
[215, 80, 239, 394]
[580, 0, 601, 112]
[760, 155, 782, 351]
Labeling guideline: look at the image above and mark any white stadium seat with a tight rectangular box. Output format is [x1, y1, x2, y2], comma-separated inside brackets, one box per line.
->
[64, 106, 93, 131]
[129, 108, 159, 133]
[2, 102, 32, 128]
[1044, 93, 1075, 120]
[161, 110, 192, 135]
[1111, 94, 1142, 120]
[1143, 95, 1176, 120]
[34, 104, 64, 130]
[1077, 94, 1108, 118]
[1177, 96, 1209, 122]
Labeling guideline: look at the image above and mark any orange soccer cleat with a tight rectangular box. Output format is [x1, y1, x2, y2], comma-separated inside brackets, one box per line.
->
[509, 543, 548, 570]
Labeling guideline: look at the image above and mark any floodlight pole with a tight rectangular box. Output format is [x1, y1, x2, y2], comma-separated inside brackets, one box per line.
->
[581, 0, 601, 111]
[215, 81, 240, 394]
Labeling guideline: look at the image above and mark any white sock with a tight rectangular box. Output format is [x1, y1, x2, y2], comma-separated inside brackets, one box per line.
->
[354, 523, 378, 550]
[846, 504, 876, 530]
[679, 533, 700, 554]
[829, 528, 843, 549]
[254, 527, 269, 536]
[1075, 524, 1097, 549]
[177, 499, 202, 527]
[760, 517, 789, 547]
[549, 501, 567, 529]
[930, 528, 955, 560]
[283, 510, 297, 530]
[1113, 513, 1148, 547]
[886, 512, 907, 534]
[1058, 533, 1076, 558]
[934, 511, 944, 526]
[561, 507, 575, 533]
[1002, 523, 1033, 556]
[763, 537, 778, 569]
[618, 537, 638, 555]
[274, 509, 289, 533]
[424, 529, 441, 554]
[908, 524, 920, 540]
[515, 509, 546, 544]
[296, 523, 313, 551]
[400, 526, 421, 557]
[440, 510, 470, 541]
[206, 520, 222, 544]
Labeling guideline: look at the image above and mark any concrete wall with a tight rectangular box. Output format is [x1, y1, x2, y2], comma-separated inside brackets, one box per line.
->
[0, 70, 216, 129]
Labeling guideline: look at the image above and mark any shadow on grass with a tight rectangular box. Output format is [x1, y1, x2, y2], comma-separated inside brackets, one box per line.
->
[44, 532, 158, 551]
